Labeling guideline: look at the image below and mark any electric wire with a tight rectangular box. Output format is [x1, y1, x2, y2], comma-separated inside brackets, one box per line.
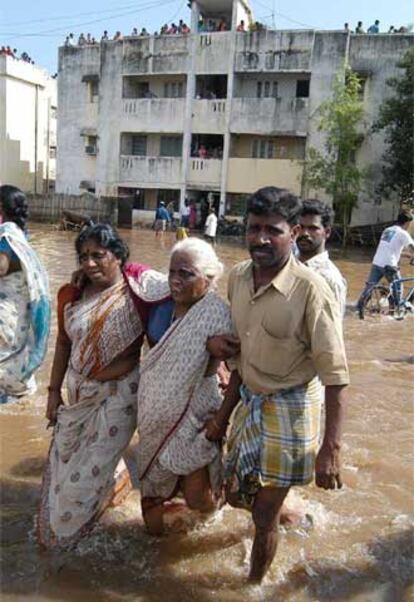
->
[1, 0, 178, 38]
[3, 1, 158, 28]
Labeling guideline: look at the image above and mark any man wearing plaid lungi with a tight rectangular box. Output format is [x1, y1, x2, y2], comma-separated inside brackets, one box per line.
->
[205, 187, 349, 583]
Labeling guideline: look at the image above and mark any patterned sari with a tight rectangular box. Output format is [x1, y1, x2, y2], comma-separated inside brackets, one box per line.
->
[136, 291, 233, 500]
[38, 265, 169, 548]
[0, 222, 50, 400]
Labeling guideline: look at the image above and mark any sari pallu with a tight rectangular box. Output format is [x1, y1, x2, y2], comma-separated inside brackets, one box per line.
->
[38, 268, 169, 548]
[0, 223, 50, 398]
[136, 291, 233, 500]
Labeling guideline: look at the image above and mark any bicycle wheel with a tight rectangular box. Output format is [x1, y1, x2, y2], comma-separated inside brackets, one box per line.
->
[363, 285, 392, 319]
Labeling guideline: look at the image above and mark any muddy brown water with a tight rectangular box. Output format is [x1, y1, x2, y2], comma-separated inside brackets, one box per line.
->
[1, 225, 413, 602]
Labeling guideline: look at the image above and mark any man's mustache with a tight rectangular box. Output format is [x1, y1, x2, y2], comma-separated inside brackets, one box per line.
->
[296, 236, 313, 243]
[249, 245, 273, 253]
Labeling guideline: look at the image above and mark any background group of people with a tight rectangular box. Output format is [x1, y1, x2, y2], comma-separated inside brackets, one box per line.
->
[153, 198, 218, 244]
[63, 18, 192, 47]
[1, 183, 412, 583]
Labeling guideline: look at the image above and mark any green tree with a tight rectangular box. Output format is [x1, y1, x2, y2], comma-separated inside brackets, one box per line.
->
[304, 68, 364, 244]
[373, 47, 414, 207]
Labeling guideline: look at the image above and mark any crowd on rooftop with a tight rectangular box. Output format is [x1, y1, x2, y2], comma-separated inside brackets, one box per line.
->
[62, 16, 272, 48]
[344, 20, 410, 34]
[0, 46, 35, 64]
[64, 19, 192, 47]
[61, 15, 411, 49]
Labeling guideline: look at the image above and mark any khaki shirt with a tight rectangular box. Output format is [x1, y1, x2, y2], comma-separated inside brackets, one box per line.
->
[228, 254, 350, 394]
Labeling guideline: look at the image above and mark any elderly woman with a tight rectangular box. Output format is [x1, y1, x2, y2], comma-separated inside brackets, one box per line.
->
[38, 224, 169, 548]
[136, 238, 233, 535]
[0, 185, 50, 404]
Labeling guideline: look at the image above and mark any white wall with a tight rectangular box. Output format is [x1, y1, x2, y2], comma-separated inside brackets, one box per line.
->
[0, 56, 56, 192]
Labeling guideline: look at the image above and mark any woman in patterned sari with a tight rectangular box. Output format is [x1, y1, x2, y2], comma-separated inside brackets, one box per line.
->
[136, 238, 233, 535]
[38, 224, 169, 548]
[0, 185, 50, 404]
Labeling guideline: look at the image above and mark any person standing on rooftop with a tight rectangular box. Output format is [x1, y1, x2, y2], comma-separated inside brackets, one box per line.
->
[367, 20, 380, 33]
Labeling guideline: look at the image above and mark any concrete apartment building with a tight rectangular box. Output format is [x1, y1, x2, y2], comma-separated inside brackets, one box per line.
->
[0, 56, 57, 193]
[56, 0, 413, 225]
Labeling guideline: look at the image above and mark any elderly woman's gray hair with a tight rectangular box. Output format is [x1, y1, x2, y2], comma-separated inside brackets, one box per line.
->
[171, 238, 224, 285]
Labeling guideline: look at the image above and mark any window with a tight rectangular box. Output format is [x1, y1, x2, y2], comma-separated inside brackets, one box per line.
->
[256, 80, 278, 99]
[160, 136, 182, 157]
[89, 81, 99, 103]
[50, 106, 57, 119]
[137, 82, 150, 98]
[252, 139, 274, 159]
[85, 136, 97, 155]
[131, 135, 147, 156]
[164, 82, 184, 98]
[296, 80, 310, 98]
[49, 146, 56, 159]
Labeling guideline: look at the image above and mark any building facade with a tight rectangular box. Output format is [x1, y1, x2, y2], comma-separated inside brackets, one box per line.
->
[0, 56, 57, 193]
[56, 0, 413, 225]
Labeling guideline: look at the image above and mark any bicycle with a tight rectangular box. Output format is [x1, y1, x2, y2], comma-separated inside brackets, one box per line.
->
[361, 275, 414, 320]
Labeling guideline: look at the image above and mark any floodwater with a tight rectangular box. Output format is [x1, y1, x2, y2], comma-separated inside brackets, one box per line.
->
[1, 225, 413, 602]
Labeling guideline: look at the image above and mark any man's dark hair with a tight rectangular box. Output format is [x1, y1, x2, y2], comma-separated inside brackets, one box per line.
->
[396, 211, 413, 225]
[301, 199, 335, 228]
[0, 185, 29, 231]
[246, 187, 302, 225]
[75, 223, 129, 267]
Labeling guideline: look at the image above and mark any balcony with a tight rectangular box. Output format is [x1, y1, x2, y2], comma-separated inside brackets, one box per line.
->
[235, 30, 314, 72]
[153, 35, 190, 73]
[119, 156, 182, 187]
[187, 159, 222, 189]
[192, 100, 226, 133]
[231, 97, 309, 135]
[194, 32, 232, 73]
[121, 99, 185, 132]
[226, 158, 303, 194]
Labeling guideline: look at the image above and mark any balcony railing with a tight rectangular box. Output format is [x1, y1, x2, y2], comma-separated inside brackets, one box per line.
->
[227, 158, 303, 194]
[119, 155, 182, 186]
[121, 98, 185, 132]
[192, 99, 226, 133]
[230, 97, 309, 135]
[187, 158, 222, 188]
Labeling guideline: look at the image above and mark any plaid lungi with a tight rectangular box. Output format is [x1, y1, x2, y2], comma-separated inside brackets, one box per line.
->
[225, 379, 322, 501]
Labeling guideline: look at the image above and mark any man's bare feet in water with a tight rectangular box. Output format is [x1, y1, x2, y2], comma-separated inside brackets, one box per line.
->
[279, 506, 304, 526]
[280, 506, 313, 529]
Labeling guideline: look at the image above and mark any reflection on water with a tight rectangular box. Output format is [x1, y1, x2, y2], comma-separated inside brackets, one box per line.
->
[1, 225, 413, 602]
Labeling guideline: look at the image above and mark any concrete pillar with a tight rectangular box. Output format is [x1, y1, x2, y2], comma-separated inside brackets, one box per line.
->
[218, 1, 238, 217]
[179, 4, 200, 211]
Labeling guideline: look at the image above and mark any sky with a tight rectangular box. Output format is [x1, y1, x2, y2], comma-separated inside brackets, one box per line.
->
[0, 0, 412, 74]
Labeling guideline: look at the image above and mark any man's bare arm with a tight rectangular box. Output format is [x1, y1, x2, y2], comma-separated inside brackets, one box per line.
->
[315, 384, 347, 490]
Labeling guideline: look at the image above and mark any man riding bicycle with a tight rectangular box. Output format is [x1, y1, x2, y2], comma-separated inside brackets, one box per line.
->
[357, 211, 414, 319]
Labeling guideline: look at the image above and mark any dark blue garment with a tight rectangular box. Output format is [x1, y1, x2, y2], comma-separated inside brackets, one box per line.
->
[155, 206, 171, 221]
[0, 228, 29, 262]
[147, 299, 175, 345]
[0, 237, 18, 261]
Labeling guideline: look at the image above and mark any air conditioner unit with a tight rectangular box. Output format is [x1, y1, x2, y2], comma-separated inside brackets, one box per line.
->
[85, 145, 97, 155]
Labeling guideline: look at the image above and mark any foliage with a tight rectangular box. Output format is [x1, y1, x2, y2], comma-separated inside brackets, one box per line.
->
[304, 68, 365, 243]
[373, 47, 414, 206]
